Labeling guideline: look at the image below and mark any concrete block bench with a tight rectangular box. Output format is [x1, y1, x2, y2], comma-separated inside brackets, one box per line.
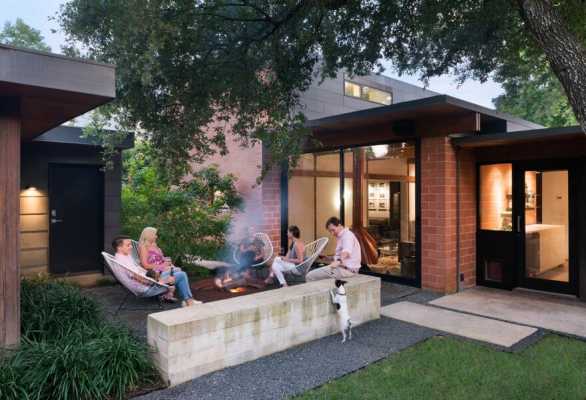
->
[147, 275, 381, 386]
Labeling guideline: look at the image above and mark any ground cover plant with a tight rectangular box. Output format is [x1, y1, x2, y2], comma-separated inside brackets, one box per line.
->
[0, 278, 159, 400]
[296, 335, 586, 400]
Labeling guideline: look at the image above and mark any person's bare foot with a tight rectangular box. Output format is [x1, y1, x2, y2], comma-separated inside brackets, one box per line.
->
[186, 298, 202, 306]
[281, 283, 288, 288]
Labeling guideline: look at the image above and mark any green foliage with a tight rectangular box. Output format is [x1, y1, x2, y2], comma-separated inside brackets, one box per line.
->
[0, 279, 159, 400]
[297, 335, 586, 400]
[0, 18, 51, 52]
[20, 278, 101, 342]
[494, 57, 577, 127]
[58, 1, 586, 163]
[121, 141, 242, 263]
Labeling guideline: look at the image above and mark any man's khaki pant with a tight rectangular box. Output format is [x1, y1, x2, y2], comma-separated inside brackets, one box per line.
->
[306, 265, 357, 281]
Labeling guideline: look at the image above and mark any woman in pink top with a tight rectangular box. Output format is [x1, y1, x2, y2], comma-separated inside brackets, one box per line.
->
[138, 227, 199, 307]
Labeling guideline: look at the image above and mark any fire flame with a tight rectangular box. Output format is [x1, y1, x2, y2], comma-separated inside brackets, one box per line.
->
[229, 287, 246, 294]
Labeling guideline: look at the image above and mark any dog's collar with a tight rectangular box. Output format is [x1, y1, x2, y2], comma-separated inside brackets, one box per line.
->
[336, 293, 346, 296]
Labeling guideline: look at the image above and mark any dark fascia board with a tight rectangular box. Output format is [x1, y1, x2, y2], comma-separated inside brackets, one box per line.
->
[33, 125, 134, 149]
[306, 94, 543, 131]
[0, 44, 115, 98]
[450, 125, 585, 148]
[0, 44, 116, 139]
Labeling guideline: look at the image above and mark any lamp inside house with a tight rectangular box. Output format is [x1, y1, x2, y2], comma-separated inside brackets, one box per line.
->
[371, 144, 388, 158]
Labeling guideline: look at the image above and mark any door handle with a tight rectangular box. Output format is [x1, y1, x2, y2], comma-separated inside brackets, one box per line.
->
[51, 218, 63, 224]
[517, 215, 522, 233]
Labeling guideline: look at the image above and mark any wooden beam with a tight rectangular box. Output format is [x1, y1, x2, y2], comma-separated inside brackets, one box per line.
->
[0, 117, 21, 348]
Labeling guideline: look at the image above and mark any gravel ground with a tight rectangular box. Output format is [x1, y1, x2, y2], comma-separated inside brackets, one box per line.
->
[133, 317, 437, 400]
[84, 280, 443, 400]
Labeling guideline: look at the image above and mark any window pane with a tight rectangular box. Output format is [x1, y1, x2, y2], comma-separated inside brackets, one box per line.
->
[362, 86, 392, 105]
[344, 81, 361, 98]
[479, 164, 513, 231]
[524, 170, 569, 283]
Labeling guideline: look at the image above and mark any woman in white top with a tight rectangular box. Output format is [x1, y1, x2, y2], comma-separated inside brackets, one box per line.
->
[266, 226, 305, 287]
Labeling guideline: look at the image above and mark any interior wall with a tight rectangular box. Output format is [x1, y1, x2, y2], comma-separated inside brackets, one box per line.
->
[479, 163, 512, 231]
[288, 176, 315, 242]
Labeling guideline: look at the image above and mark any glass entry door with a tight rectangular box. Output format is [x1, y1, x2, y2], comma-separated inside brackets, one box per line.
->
[517, 165, 576, 294]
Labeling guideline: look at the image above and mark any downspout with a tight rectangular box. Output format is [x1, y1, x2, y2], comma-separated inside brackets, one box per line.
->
[456, 146, 461, 292]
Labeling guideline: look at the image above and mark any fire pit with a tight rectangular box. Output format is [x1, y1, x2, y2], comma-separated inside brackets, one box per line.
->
[191, 275, 272, 303]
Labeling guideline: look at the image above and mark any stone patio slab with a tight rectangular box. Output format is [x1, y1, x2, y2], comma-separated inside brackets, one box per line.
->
[430, 287, 586, 338]
[381, 301, 537, 347]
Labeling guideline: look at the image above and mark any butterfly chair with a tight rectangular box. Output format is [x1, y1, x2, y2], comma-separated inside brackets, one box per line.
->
[101, 252, 171, 315]
[282, 237, 329, 284]
[232, 232, 274, 268]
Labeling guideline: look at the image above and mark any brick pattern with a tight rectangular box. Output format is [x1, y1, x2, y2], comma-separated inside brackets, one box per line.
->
[458, 149, 477, 289]
[421, 137, 477, 293]
[260, 159, 283, 255]
[420, 136, 458, 293]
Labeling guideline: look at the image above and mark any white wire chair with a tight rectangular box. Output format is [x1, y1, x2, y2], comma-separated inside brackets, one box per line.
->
[131, 239, 141, 266]
[232, 232, 274, 268]
[284, 237, 328, 281]
[101, 252, 170, 314]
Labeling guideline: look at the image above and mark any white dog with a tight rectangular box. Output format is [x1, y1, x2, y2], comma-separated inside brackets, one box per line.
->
[330, 279, 352, 343]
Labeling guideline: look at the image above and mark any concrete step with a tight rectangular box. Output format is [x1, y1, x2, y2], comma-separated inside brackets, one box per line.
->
[381, 301, 537, 347]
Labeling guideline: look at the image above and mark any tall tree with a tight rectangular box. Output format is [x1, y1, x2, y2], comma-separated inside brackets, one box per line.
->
[58, 0, 586, 180]
[493, 56, 577, 127]
[0, 18, 51, 52]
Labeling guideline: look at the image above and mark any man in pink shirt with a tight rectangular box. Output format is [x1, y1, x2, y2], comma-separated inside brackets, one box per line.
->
[306, 216, 361, 281]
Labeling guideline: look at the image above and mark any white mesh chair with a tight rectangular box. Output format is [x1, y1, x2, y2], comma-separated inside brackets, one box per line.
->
[101, 252, 170, 314]
[283, 237, 328, 282]
[131, 240, 141, 266]
[232, 232, 274, 268]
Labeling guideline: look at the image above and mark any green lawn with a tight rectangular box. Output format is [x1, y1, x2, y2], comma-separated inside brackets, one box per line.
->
[296, 335, 586, 400]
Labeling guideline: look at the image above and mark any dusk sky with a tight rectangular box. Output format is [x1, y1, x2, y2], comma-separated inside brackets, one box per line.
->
[4, 0, 504, 108]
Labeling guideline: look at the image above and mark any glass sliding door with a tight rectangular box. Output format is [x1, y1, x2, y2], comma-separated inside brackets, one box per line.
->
[519, 165, 575, 293]
[287, 141, 419, 285]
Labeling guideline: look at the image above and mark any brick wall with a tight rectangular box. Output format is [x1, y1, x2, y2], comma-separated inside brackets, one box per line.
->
[260, 148, 283, 255]
[420, 136, 458, 293]
[421, 136, 477, 293]
[458, 149, 477, 289]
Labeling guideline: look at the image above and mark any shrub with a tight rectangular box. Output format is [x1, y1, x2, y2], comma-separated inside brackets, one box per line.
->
[121, 142, 242, 265]
[0, 279, 159, 400]
[20, 278, 101, 342]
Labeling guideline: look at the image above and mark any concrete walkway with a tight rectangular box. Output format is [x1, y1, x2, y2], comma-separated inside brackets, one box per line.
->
[381, 301, 537, 347]
[430, 287, 586, 338]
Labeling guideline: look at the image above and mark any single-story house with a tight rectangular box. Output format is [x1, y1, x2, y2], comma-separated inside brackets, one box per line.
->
[0, 44, 117, 347]
[209, 73, 585, 301]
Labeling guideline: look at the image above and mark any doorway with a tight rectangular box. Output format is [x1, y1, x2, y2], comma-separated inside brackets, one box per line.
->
[49, 164, 104, 275]
[477, 161, 577, 295]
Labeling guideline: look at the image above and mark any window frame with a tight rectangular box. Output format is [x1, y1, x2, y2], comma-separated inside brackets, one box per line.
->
[343, 80, 393, 106]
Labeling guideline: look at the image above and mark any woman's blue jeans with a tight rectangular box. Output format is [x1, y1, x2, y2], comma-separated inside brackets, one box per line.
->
[161, 270, 193, 301]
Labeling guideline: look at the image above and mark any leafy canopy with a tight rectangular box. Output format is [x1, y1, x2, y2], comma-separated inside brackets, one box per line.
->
[59, 1, 586, 179]
[0, 18, 51, 52]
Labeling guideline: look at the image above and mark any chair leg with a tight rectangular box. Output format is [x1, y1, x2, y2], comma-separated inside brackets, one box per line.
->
[115, 291, 130, 316]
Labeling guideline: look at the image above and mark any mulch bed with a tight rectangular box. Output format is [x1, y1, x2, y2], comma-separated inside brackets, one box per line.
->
[191, 277, 275, 303]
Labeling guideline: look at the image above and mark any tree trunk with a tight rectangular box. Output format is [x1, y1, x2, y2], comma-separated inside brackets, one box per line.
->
[517, 0, 586, 133]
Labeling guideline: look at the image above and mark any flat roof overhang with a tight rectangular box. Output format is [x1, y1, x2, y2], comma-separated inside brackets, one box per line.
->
[451, 126, 585, 148]
[0, 44, 115, 139]
[33, 125, 134, 149]
[307, 95, 542, 137]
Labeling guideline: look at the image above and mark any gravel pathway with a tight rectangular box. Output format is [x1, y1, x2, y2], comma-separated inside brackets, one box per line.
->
[85, 280, 443, 400]
[133, 317, 437, 400]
